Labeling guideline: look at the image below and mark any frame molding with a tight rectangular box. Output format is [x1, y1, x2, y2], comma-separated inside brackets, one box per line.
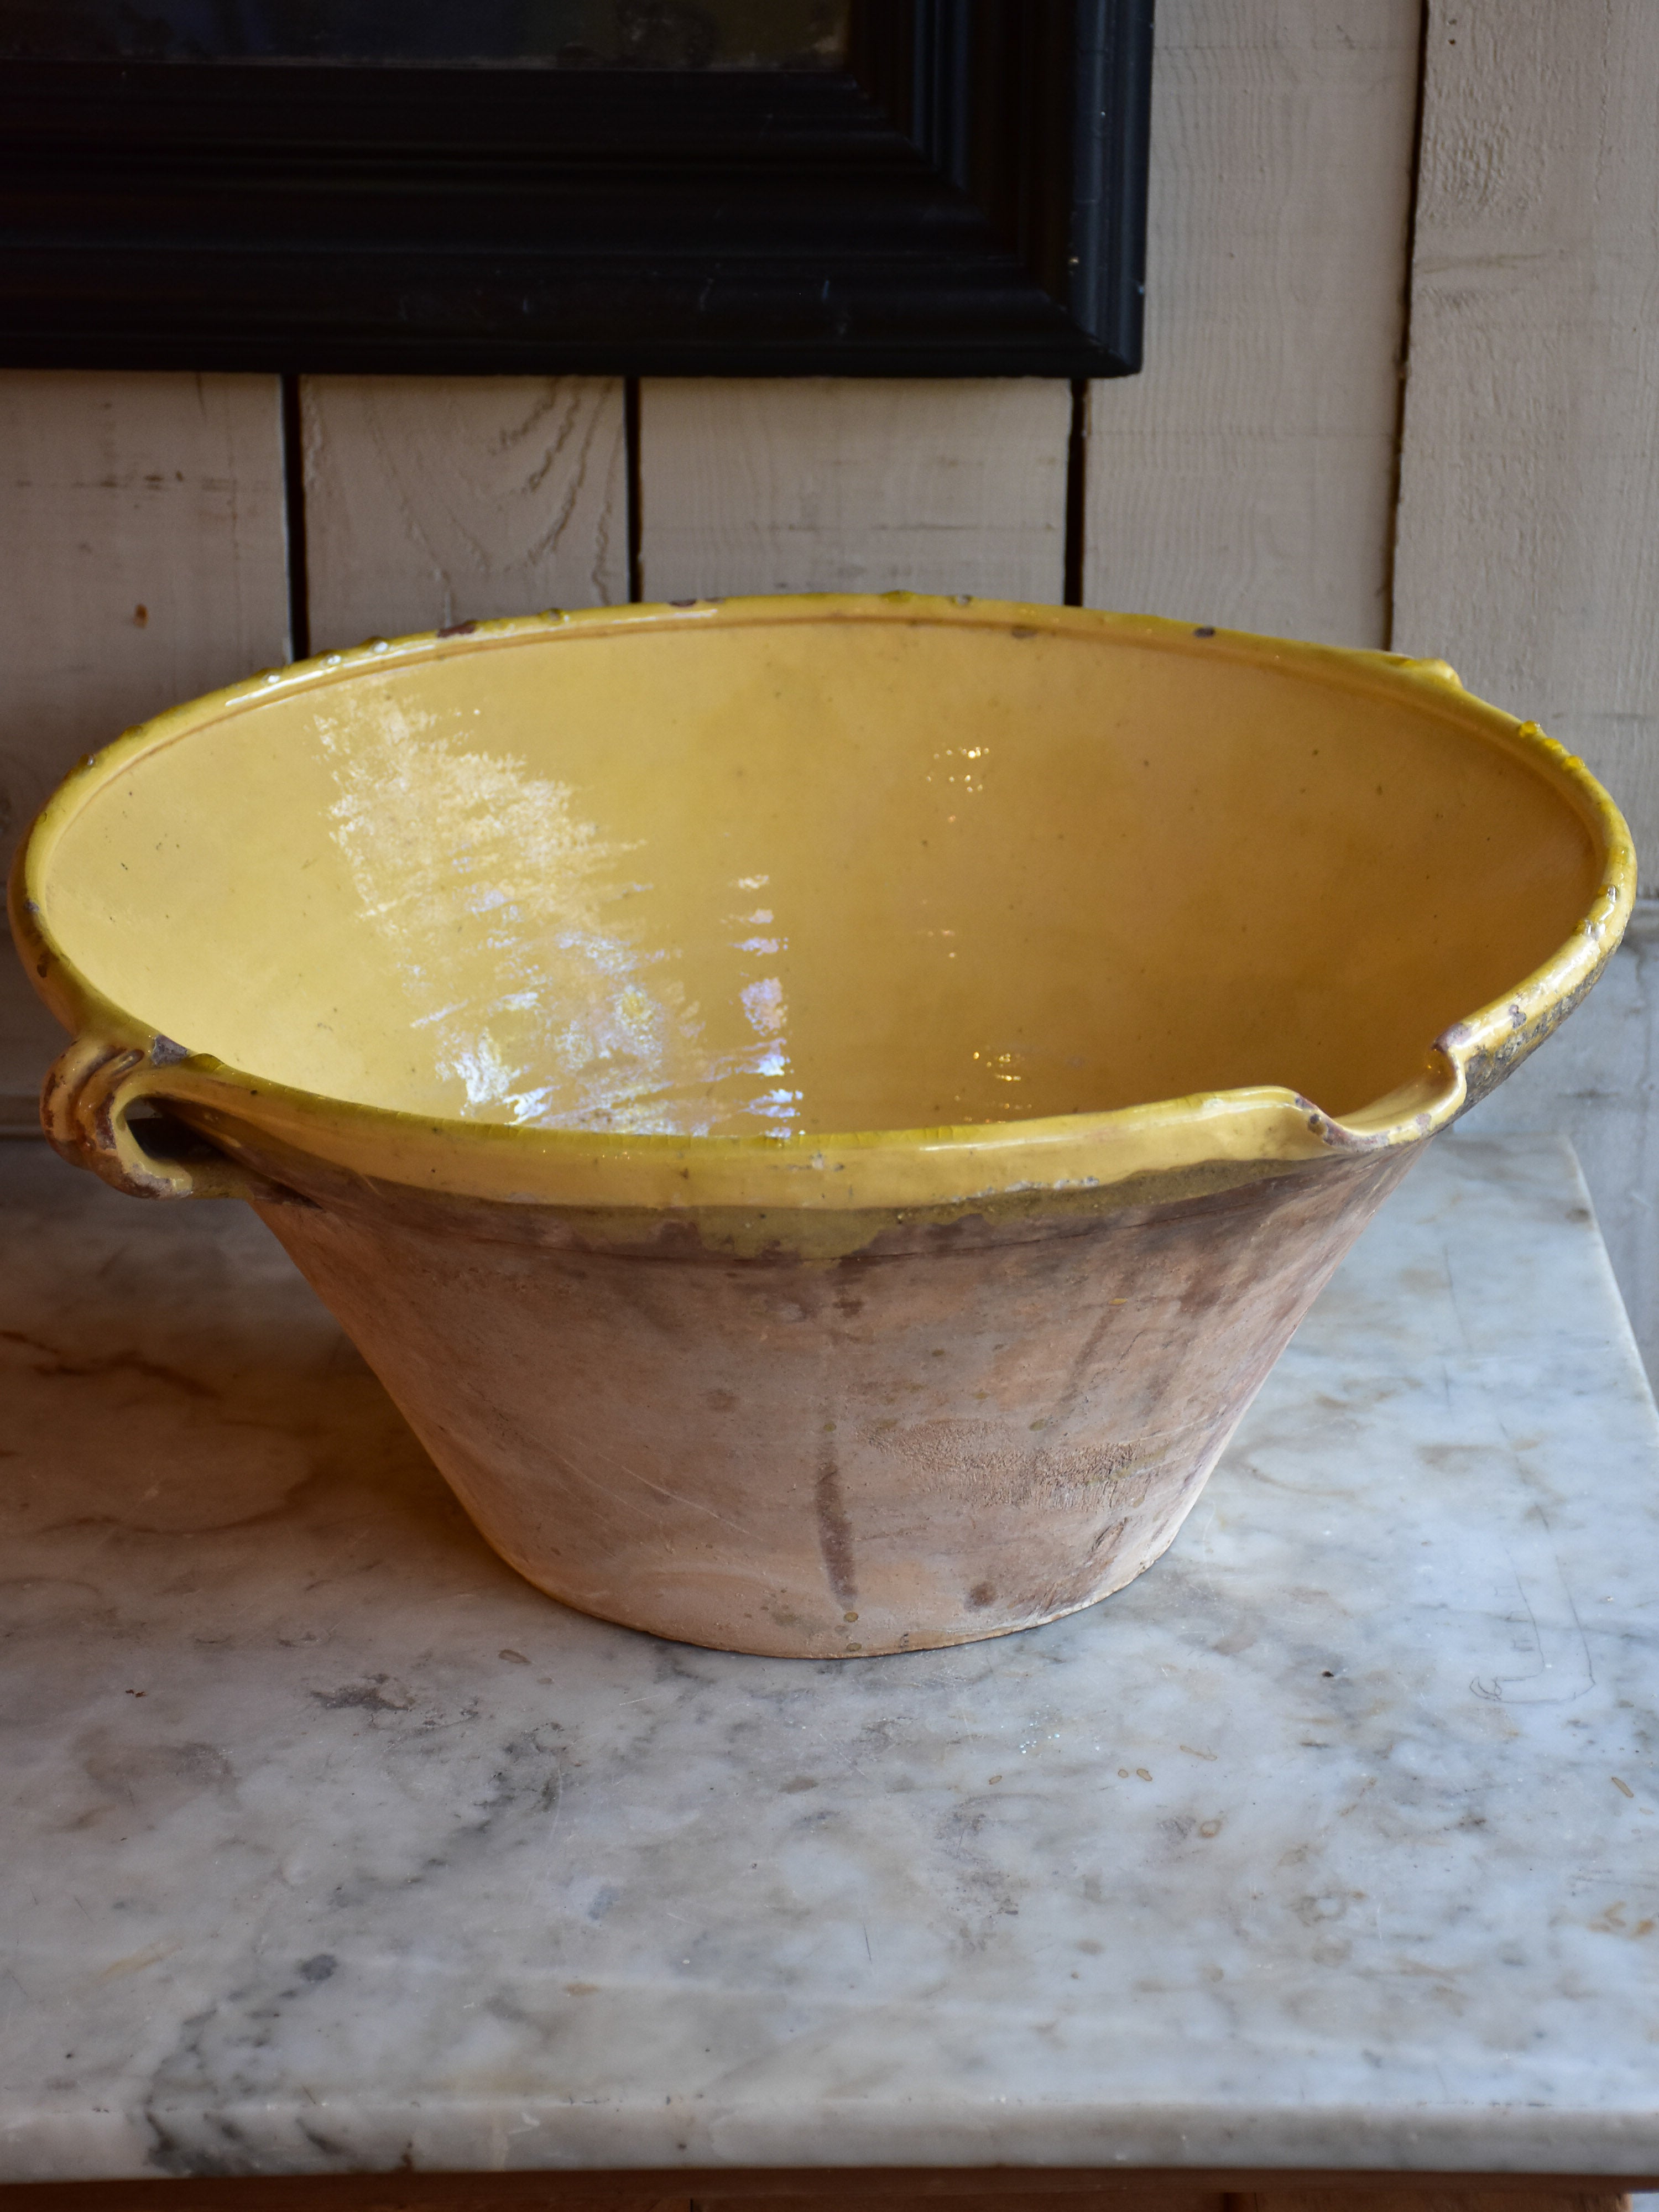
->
[0, 0, 1152, 378]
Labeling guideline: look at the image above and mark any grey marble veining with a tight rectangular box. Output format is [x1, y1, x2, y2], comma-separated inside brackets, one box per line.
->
[2, 1133, 1658, 2184]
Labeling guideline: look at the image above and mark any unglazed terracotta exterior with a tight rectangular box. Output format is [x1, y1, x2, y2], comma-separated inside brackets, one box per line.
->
[9, 596, 1636, 1655]
[241, 1141, 1418, 1656]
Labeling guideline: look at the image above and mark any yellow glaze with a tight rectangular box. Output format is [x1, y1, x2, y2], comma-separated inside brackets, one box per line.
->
[10, 595, 1635, 1217]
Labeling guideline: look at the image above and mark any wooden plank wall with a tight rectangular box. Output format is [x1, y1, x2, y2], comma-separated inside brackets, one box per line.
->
[0, 371, 289, 1109]
[301, 376, 629, 651]
[1392, 0, 1659, 878]
[635, 378, 1071, 603]
[1084, 0, 1422, 645]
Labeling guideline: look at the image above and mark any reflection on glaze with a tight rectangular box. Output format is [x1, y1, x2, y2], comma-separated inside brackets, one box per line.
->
[320, 701, 800, 1136]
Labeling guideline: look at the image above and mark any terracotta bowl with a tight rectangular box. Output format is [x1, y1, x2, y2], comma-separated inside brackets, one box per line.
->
[9, 596, 1634, 1656]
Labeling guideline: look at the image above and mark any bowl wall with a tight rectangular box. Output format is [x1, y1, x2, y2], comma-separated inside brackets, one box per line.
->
[249, 1133, 1416, 1658]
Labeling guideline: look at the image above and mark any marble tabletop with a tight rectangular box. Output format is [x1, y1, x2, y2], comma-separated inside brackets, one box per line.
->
[2, 1131, 1658, 2187]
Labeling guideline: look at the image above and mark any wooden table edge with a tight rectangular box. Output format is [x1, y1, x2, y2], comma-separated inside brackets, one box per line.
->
[0, 2167, 1653, 2211]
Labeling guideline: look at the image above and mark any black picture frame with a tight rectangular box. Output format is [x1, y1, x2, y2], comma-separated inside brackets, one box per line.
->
[0, 0, 1153, 378]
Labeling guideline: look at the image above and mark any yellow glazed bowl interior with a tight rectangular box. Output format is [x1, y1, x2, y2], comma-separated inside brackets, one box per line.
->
[12, 594, 1634, 1215]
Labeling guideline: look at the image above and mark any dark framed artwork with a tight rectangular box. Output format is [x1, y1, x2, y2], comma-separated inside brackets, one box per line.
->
[0, 1, 1154, 377]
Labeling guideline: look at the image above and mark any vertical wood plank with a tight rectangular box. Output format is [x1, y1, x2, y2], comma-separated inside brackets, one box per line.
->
[1391, 0, 1659, 878]
[301, 376, 628, 651]
[0, 369, 288, 1107]
[1083, 0, 1422, 646]
[638, 379, 1071, 604]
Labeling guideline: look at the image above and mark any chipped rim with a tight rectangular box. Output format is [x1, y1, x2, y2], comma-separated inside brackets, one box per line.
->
[8, 593, 1637, 1212]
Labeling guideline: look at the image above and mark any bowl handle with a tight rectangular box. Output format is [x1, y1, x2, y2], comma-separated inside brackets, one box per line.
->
[40, 1035, 273, 1202]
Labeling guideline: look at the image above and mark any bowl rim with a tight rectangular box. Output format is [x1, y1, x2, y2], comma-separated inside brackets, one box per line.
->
[9, 591, 1637, 1213]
